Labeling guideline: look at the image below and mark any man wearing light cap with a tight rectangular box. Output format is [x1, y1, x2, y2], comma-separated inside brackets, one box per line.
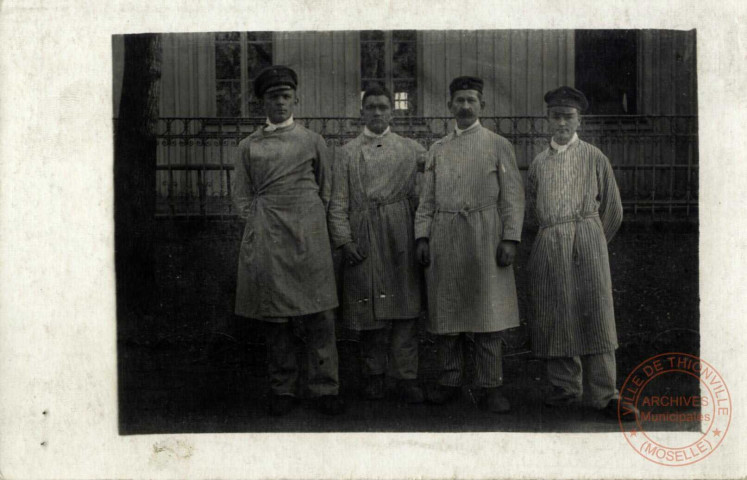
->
[232, 65, 344, 416]
[526, 85, 635, 420]
[414, 76, 525, 413]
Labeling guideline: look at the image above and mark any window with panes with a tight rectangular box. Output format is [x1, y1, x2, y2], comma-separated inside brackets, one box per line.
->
[360, 30, 418, 115]
[215, 32, 273, 117]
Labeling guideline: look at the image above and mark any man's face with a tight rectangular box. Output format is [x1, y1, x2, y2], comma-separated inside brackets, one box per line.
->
[448, 89, 485, 128]
[547, 106, 581, 145]
[262, 87, 298, 124]
[361, 94, 393, 134]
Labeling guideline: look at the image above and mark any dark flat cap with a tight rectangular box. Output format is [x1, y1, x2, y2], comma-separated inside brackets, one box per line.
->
[544, 86, 589, 112]
[254, 65, 298, 98]
[449, 76, 484, 95]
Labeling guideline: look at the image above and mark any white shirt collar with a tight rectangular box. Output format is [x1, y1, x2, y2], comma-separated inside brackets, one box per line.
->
[455, 119, 481, 136]
[264, 115, 294, 132]
[551, 132, 579, 153]
[363, 126, 391, 138]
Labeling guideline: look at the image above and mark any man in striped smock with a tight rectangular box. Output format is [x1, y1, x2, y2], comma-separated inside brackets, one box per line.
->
[414, 76, 525, 413]
[328, 85, 426, 403]
[526, 86, 636, 420]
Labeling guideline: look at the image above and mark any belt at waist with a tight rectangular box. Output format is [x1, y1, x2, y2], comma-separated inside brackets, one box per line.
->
[539, 211, 599, 229]
[249, 190, 321, 209]
[436, 201, 497, 218]
[351, 195, 409, 211]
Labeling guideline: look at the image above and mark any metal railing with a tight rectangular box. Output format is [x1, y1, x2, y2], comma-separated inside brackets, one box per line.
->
[151, 115, 698, 219]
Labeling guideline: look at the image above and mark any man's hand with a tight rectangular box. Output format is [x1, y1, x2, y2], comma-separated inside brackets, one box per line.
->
[342, 242, 366, 266]
[497, 240, 518, 267]
[416, 238, 430, 267]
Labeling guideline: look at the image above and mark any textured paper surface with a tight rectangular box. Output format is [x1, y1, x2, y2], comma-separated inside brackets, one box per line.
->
[1, 1, 746, 478]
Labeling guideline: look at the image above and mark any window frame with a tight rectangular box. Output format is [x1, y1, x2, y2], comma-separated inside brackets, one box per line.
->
[215, 32, 273, 118]
[360, 30, 420, 117]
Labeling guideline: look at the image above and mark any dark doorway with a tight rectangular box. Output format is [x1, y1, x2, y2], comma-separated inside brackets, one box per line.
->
[575, 30, 638, 114]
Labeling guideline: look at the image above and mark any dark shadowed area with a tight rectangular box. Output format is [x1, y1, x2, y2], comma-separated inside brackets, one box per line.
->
[118, 221, 698, 434]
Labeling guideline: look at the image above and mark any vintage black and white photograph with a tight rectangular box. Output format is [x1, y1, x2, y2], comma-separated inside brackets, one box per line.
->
[6, 0, 747, 477]
[114, 29, 700, 435]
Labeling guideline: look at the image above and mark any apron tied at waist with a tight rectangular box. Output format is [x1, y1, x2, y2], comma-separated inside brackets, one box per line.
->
[434, 201, 499, 250]
[538, 211, 600, 265]
[245, 188, 321, 236]
[435, 201, 498, 219]
[350, 195, 410, 257]
[249, 188, 321, 211]
[351, 194, 410, 212]
[538, 211, 599, 229]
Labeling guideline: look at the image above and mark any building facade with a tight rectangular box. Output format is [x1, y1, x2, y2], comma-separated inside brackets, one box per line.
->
[113, 30, 698, 218]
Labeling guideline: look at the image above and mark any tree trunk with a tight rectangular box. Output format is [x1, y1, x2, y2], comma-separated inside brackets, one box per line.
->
[115, 34, 162, 324]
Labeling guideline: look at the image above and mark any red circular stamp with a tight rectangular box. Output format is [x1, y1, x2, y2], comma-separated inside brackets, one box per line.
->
[618, 353, 731, 466]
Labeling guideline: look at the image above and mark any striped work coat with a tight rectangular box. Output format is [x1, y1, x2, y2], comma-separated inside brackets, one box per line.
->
[232, 122, 338, 320]
[414, 125, 525, 334]
[327, 131, 425, 329]
[526, 138, 623, 357]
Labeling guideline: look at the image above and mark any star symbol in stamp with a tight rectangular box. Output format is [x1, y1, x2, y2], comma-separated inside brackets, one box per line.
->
[712, 428, 722, 437]
[629, 429, 638, 437]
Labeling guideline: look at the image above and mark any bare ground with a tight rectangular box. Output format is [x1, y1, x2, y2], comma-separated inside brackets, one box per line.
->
[118, 221, 698, 434]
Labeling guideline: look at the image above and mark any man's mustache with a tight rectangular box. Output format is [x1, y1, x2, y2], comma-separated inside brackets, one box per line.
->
[457, 109, 474, 118]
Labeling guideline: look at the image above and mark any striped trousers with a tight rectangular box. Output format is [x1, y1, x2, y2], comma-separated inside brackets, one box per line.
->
[436, 332, 503, 388]
[546, 350, 618, 409]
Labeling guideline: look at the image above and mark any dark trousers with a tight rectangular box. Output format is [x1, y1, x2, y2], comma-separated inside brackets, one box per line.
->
[436, 332, 503, 388]
[262, 311, 339, 397]
[359, 318, 419, 380]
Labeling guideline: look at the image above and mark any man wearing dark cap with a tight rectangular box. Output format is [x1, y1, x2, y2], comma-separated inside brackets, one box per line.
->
[232, 65, 344, 416]
[414, 76, 525, 413]
[526, 85, 634, 420]
[328, 84, 426, 403]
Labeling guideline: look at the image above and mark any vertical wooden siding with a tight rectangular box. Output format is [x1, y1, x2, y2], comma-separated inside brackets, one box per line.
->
[638, 30, 696, 115]
[123, 30, 696, 215]
[274, 31, 360, 117]
[159, 33, 217, 117]
[114, 33, 217, 118]
[154, 34, 217, 208]
[118, 30, 696, 119]
[420, 30, 575, 116]
[632, 30, 697, 215]
[112, 36, 124, 117]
